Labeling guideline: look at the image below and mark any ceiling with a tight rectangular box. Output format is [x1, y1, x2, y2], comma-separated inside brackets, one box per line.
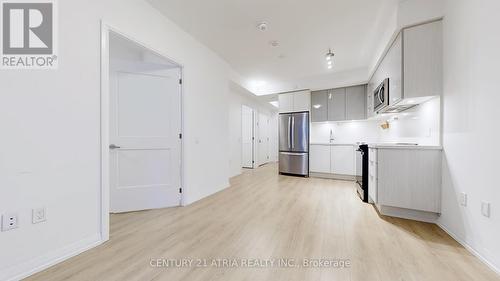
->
[148, 0, 398, 95]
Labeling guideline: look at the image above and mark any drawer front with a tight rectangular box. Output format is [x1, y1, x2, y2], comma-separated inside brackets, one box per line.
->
[369, 154, 377, 177]
[369, 148, 377, 162]
[369, 174, 377, 203]
[279, 152, 309, 176]
[368, 156, 377, 203]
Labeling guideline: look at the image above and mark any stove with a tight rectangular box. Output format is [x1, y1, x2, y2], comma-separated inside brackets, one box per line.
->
[355, 144, 369, 203]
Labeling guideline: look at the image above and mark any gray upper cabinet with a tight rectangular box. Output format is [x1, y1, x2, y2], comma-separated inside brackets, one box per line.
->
[403, 20, 443, 98]
[385, 33, 403, 106]
[346, 85, 366, 120]
[367, 20, 443, 116]
[328, 88, 346, 121]
[311, 90, 328, 122]
[366, 83, 375, 118]
[310, 84, 368, 122]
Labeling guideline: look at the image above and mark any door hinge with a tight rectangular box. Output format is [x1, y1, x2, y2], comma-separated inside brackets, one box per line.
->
[179, 79, 182, 84]
[179, 133, 182, 139]
[179, 188, 183, 193]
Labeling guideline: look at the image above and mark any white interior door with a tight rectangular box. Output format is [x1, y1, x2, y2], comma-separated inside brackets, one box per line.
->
[110, 70, 181, 213]
[258, 113, 270, 166]
[241, 105, 254, 168]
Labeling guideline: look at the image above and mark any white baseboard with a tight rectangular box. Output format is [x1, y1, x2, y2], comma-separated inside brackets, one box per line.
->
[182, 181, 231, 206]
[309, 172, 355, 181]
[437, 223, 500, 276]
[1, 234, 103, 281]
[376, 205, 439, 223]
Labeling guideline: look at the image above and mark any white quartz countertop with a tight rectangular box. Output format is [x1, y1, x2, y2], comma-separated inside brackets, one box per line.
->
[310, 142, 357, 146]
[368, 143, 443, 150]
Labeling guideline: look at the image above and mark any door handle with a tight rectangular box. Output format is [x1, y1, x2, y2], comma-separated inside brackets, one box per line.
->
[291, 116, 295, 149]
[109, 144, 121, 149]
[281, 152, 305, 156]
[288, 116, 291, 149]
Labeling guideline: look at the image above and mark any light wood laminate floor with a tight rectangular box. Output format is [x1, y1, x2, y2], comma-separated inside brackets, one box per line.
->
[28, 164, 499, 281]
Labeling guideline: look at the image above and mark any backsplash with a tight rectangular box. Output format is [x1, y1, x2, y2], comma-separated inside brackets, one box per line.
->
[310, 97, 441, 145]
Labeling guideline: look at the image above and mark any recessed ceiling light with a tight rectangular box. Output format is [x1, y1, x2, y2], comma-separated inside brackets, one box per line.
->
[257, 22, 268, 32]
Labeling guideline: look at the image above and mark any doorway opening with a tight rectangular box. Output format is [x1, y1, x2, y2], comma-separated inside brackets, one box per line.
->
[100, 24, 183, 241]
[241, 105, 255, 169]
[257, 113, 271, 166]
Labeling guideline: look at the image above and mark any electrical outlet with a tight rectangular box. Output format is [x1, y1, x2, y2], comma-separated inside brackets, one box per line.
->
[460, 192, 467, 207]
[481, 202, 491, 218]
[32, 207, 47, 224]
[1, 213, 19, 231]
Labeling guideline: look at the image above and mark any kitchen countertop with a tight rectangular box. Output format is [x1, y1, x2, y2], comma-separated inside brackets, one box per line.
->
[368, 143, 443, 150]
[310, 142, 443, 150]
[310, 142, 357, 146]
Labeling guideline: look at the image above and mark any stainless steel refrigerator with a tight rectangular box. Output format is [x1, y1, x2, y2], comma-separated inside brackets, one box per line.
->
[279, 112, 309, 176]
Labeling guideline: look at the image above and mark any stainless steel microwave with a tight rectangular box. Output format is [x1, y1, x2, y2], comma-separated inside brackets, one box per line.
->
[374, 78, 389, 113]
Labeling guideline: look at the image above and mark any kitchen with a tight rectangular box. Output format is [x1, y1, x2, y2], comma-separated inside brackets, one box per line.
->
[278, 19, 443, 223]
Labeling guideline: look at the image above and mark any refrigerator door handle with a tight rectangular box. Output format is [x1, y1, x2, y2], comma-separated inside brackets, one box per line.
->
[291, 116, 295, 149]
[281, 152, 305, 156]
[287, 116, 291, 149]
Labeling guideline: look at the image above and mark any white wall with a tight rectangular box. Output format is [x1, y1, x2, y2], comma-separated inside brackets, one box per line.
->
[439, 0, 500, 273]
[0, 1, 242, 280]
[228, 82, 278, 178]
[379, 97, 441, 145]
[369, 0, 444, 81]
[397, 0, 444, 28]
[310, 97, 441, 146]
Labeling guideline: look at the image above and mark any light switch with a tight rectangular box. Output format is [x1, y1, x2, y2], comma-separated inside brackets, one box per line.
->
[481, 202, 491, 218]
[32, 207, 47, 224]
[460, 193, 467, 207]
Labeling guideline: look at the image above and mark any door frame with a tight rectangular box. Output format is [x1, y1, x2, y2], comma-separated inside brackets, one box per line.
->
[258, 112, 270, 166]
[241, 105, 255, 169]
[100, 21, 184, 241]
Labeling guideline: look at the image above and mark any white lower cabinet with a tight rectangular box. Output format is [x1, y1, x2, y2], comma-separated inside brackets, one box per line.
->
[368, 148, 378, 203]
[331, 146, 355, 175]
[369, 147, 442, 222]
[310, 145, 330, 173]
[310, 144, 355, 177]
